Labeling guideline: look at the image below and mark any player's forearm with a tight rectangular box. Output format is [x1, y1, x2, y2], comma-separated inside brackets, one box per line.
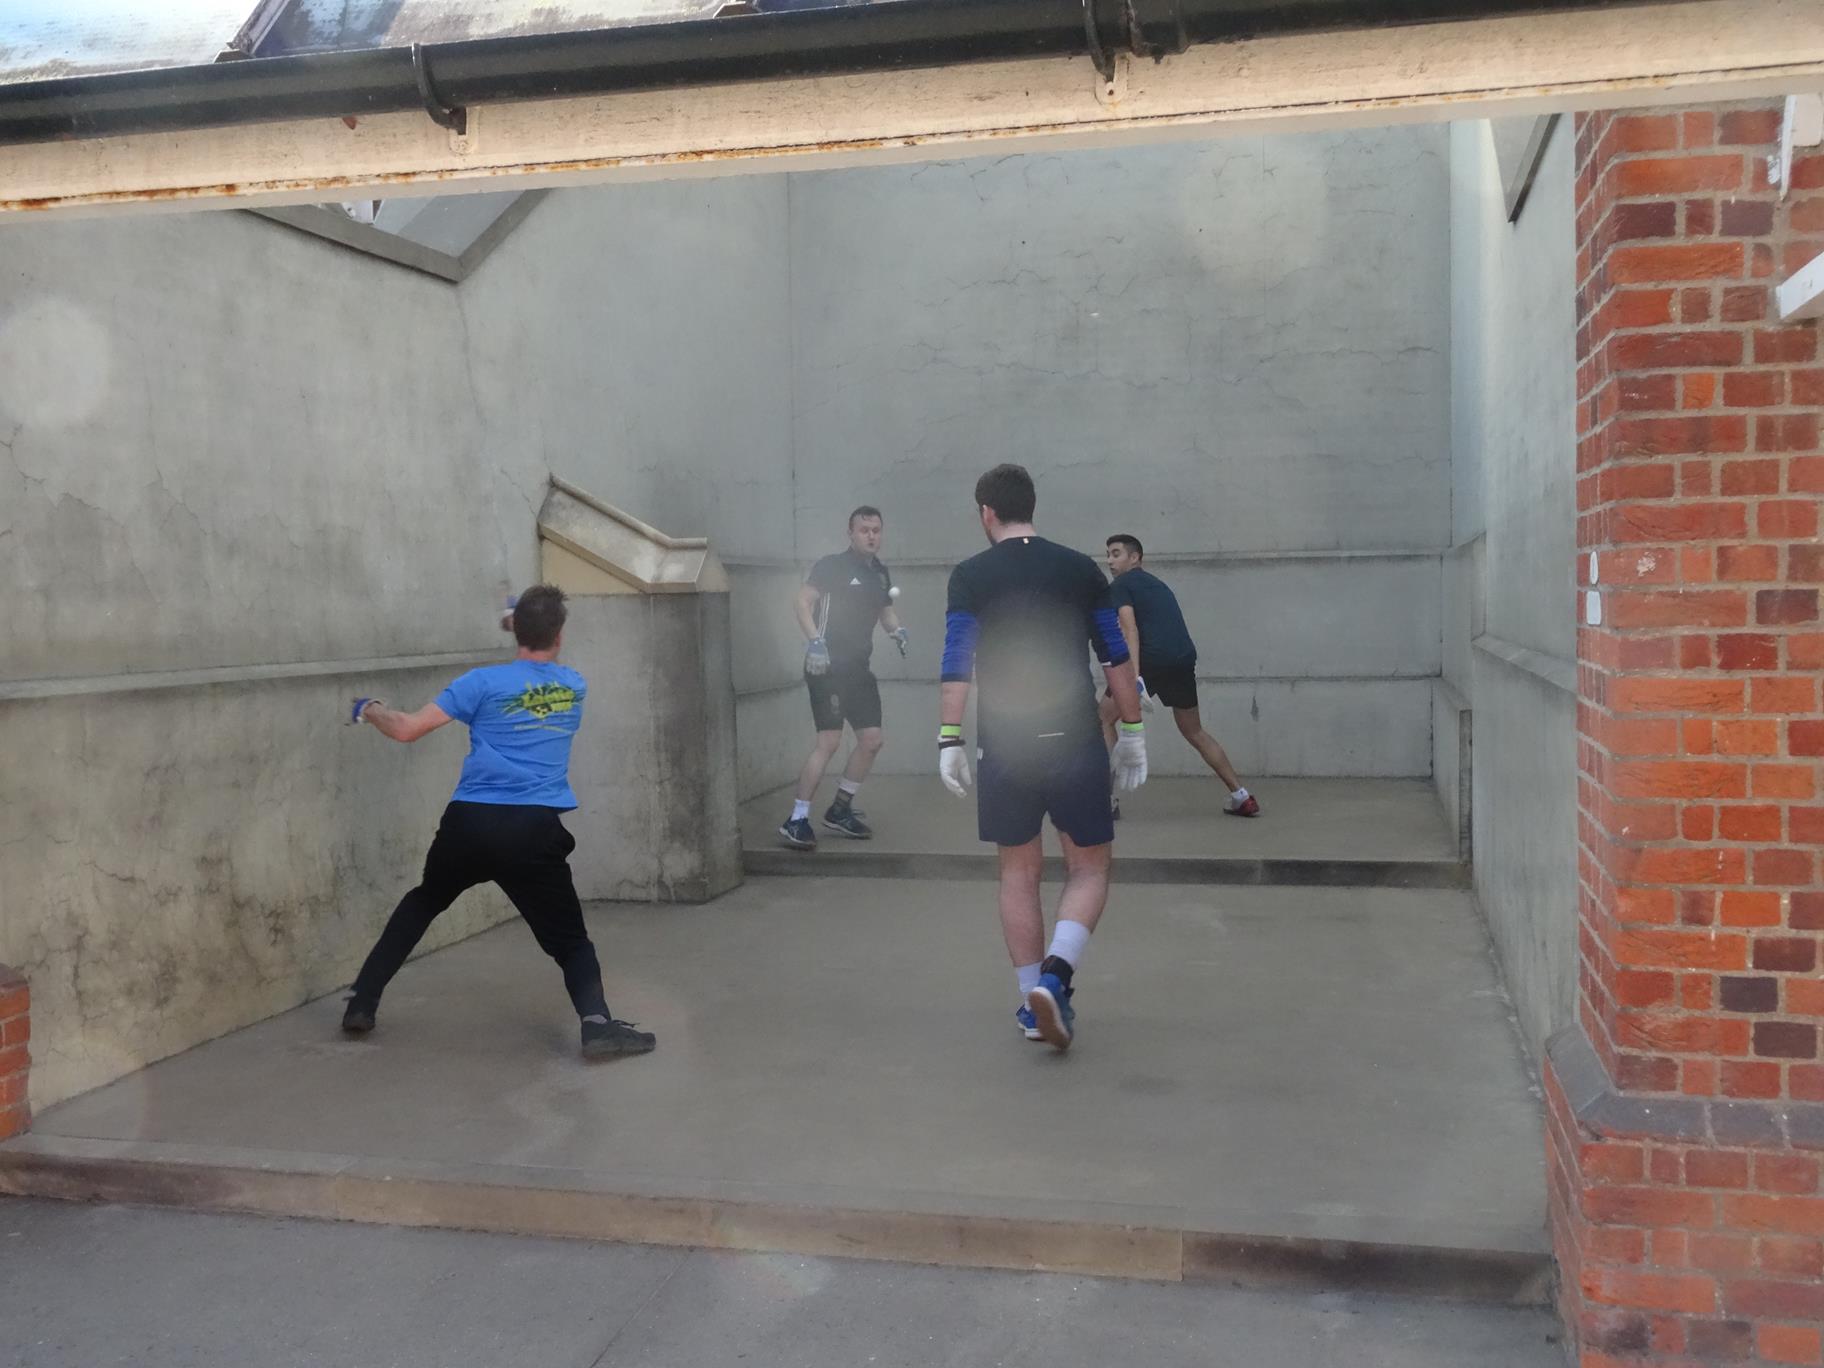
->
[1122, 624, 1141, 670]
[940, 681, 970, 729]
[1104, 661, 1143, 725]
[795, 597, 820, 640]
[362, 703, 420, 743]
[880, 607, 901, 633]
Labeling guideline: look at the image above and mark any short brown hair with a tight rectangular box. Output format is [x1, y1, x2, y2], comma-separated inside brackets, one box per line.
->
[1107, 534, 1143, 560]
[512, 584, 568, 650]
[974, 464, 1036, 523]
[849, 506, 883, 528]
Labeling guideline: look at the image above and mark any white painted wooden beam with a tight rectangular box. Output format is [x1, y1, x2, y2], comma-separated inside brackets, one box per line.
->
[1778, 251, 1824, 322]
[4, 0, 1823, 218]
[1777, 92, 1823, 195]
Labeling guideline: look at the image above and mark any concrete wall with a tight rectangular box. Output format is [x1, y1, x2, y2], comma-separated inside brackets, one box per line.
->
[0, 177, 791, 1107]
[1445, 119, 1580, 1062]
[746, 127, 1452, 790]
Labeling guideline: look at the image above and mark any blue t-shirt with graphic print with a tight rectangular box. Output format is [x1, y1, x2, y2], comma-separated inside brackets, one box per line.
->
[435, 660, 588, 809]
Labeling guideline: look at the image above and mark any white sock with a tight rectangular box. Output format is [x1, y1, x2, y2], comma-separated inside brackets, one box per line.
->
[1047, 920, 1091, 970]
[837, 779, 861, 798]
[1230, 787, 1250, 803]
[1016, 963, 1042, 997]
[790, 799, 811, 822]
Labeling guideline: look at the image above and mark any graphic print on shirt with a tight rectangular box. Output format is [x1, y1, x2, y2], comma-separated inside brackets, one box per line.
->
[502, 681, 580, 727]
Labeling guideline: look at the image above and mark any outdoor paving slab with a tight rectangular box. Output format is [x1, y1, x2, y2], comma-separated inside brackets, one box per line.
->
[0, 1199, 1567, 1368]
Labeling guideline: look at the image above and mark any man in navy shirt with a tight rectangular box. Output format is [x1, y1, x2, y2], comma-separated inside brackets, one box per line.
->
[939, 465, 1148, 1052]
[778, 506, 907, 849]
[1101, 534, 1258, 818]
[344, 585, 655, 1060]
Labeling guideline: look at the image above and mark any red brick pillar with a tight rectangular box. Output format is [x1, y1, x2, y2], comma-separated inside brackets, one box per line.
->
[1550, 103, 1824, 1366]
[0, 966, 28, 1141]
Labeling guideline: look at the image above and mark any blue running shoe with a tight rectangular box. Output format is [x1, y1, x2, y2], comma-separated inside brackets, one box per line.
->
[1014, 1003, 1043, 1041]
[1025, 973, 1075, 1050]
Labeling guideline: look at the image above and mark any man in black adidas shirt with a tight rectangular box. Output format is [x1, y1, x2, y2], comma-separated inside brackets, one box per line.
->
[778, 506, 907, 849]
[939, 465, 1148, 1052]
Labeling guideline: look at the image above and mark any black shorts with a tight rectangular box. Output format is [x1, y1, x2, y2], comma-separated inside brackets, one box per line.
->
[1109, 661, 1198, 711]
[806, 666, 882, 733]
[978, 732, 1114, 849]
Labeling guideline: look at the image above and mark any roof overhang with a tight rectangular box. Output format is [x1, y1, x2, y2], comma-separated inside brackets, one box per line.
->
[3, 0, 1821, 218]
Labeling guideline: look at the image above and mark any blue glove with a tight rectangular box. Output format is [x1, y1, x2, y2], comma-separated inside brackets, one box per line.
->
[805, 637, 831, 676]
[891, 627, 909, 658]
[348, 697, 382, 726]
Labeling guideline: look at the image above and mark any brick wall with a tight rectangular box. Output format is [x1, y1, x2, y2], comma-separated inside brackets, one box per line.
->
[0, 965, 28, 1141]
[1550, 103, 1824, 1366]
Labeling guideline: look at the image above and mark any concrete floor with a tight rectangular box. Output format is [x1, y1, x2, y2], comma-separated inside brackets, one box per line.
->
[740, 776, 1460, 864]
[0, 1200, 1567, 1368]
[28, 874, 1544, 1258]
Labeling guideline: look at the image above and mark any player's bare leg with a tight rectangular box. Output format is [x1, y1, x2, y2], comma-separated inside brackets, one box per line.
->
[824, 726, 883, 839]
[1024, 832, 1111, 1050]
[997, 837, 1046, 966]
[1173, 705, 1259, 816]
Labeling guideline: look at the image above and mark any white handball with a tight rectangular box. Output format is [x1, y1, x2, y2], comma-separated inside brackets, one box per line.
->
[888, 586, 901, 601]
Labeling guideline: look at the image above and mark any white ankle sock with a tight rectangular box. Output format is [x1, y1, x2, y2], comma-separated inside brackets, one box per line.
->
[1230, 787, 1250, 803]
[790, 799, 811, 822]
[1047, 921, 1091, 970]
[1016, 963, 1042, 997]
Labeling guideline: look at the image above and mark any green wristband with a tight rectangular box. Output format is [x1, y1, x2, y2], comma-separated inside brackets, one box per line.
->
[939, 724, 963, 739]
[1118, 720, 1144, 734]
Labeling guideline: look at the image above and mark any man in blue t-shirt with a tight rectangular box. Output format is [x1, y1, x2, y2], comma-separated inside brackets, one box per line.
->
[342, 584, 655, 1060]
[1100, 535, 1258, 818]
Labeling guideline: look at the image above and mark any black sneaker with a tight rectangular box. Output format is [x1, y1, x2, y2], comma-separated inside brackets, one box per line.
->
[581, 1018, 656, 1059]
[341, 998, 376, 1035]
[822, 806, 873, 839]
[778, 816, 817, 850]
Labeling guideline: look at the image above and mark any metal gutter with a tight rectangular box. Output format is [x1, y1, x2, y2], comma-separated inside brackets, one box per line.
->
[0, 0, 1666, 147]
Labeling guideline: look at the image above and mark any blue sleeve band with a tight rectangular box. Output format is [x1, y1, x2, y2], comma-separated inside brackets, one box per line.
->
[941, 611, 980, 682]
[1093, 607, 1129, 666]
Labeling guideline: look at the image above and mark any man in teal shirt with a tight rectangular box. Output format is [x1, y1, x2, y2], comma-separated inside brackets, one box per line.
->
[345, 584, 655, 1060]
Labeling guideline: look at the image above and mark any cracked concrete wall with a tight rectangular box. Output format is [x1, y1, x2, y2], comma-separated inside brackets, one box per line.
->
[760, 129, 1451, 785]
[0, 177, 790, 1107]
[1446, 119, 1579, 1064]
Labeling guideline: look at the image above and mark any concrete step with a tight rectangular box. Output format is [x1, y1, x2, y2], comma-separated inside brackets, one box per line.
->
[743, 847, 1472, 888]
[0, 1133, 1551, 1306]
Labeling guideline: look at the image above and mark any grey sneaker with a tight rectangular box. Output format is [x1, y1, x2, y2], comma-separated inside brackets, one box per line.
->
[581, 1018, 656, 1059]
[821, 806, 873, 839]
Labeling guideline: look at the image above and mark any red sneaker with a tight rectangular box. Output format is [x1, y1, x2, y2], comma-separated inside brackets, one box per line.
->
[1224, 795, 1260, 818]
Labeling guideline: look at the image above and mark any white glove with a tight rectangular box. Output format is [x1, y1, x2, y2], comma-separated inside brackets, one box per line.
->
[804, 637, 831, 676]
[1111, 721, 1148, 792]
[1136, 677, 1157, 713]
[939, 734, 973, 798]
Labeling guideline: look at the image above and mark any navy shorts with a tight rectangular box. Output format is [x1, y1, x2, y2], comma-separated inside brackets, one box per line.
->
[977, 733, 1114, 849]
[806, 666, 882, 733]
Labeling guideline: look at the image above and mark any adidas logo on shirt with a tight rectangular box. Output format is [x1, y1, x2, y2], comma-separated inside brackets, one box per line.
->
[849, 577, 862, 586]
